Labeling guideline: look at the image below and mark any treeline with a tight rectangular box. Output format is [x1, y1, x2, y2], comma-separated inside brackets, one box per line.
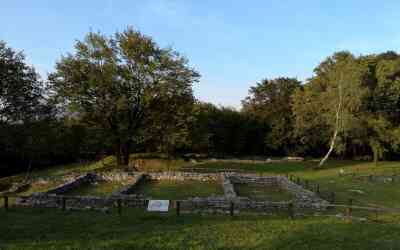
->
[1, 27, 400, 176]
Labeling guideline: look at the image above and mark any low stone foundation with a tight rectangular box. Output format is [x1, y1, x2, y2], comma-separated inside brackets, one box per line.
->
[46, 173, 99, 195]
[16, 193, 147, 211]
[146, 172, 221, 181]
[111, 173, 145, 196]
[14, 171, 328, 213]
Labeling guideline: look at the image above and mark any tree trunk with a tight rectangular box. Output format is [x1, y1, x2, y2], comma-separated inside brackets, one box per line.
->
[122, 140, 131, 166]
[319, 123, 339, 168]
[115, 138, 123, 166]
[319, 81, 343, 168]
[373, 147, 379, 167]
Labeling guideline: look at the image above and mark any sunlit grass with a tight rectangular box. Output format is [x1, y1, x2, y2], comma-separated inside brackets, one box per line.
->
[130, 180, 224, 200]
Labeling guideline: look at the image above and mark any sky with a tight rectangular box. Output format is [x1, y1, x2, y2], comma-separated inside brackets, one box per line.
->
[2, 0, 400, 108]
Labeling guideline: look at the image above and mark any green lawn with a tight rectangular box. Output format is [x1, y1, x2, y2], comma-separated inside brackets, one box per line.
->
[62, 181, 128, 196]
[1, 208, 400, 250]
[195, 160, 400, 208]
[2, 159, 400, 249]
[234, 183, 294, 201]
[131, 180, 224, 200]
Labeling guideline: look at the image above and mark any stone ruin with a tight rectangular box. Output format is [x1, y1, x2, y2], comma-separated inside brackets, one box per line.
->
[14, 171, 329, 214]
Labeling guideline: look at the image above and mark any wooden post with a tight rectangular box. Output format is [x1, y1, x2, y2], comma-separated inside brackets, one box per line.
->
[346, 198, 353, 219]
[176, 201, 180, 216]
[117, 199, 122, 216]
[305, 180, 309, 189]
[62, 197, 66, 211]
[4, 196, 8, 211]
[230, 202, 234, 216]
[330, 192, 335, 203]
[288, 202, 294, 219]
[316, 184, 320, 194]
[296, 177, 300, 185]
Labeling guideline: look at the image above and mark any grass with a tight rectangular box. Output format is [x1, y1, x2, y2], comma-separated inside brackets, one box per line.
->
[234, 183, 294, 201]
[1, 208, 400, 249]
[0, 156, 118, 186]
[62, 181, 128, 196]
[2, 158, 400, 249]
[194, 160, 400, 208]
[130, 180, 224, 200]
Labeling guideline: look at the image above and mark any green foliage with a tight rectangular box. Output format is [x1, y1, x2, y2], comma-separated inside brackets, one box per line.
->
[292, 51, 400, 161]
[190, 102, 265, 156]
[242, 77, 301, 155]
[49, 27, 199, 165]
[0, 41, 43, 123]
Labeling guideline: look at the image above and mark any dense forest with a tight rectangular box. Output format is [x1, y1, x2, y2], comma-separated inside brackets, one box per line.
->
[1, 28, 400, 176]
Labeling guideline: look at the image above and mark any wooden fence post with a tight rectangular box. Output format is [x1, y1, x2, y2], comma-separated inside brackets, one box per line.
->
[4, 196, 8, 211]
[330, 192, 335, 203]
[176, 201, 180, 216]
[346, 198, 353, 219]
[296, 177, 300, 185]
[316, 184, 320, 194]
[288, 202, 294, 219]
[62, 197, 66, 211]
[117, 199, 122, 216]
[230, 202, 234, 216]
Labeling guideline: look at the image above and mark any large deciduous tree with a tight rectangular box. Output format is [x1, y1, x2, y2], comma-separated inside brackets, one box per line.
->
[242, 77, 301, 155]
[49, 28, 199, 166]
[293, 51, 400, 166]
[0, 41, 43, 123]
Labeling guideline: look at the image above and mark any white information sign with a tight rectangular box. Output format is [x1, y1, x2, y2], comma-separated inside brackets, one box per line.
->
[147, 200, 170, 212]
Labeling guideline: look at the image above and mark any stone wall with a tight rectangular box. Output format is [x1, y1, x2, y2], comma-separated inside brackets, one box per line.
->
[96, 171, 137, 182]
[355, 174, 400, 183]
[111, 173, 145, 196]
[224, 174, 329, 209]
[147, 172, 222, 181]
[229, 174, 279, 186]
[15, 193, 147, 210]
[277, 176, 326, 205]
[13, 171, 328, 213]
[46, 173, 98, 195]
[222, 175, 237, 199]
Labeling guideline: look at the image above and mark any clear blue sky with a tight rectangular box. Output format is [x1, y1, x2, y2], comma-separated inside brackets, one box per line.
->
[2, 0, 400, 108]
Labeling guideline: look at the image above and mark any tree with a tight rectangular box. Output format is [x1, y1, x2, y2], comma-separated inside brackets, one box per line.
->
[49, 27, 199, 166]
[293, 52, 368, 167]
[0, 41, 48, 177]
[359, 53, 400, 164]
[242, 77, 301, 155]
[0, 41, 43, 123]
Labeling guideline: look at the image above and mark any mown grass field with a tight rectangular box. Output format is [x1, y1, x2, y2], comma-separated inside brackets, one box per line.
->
[131, 180, 224, 200]
[234, 183, 294, 201]
[1, 207, 400, 250]
[1, 158, 400, 249]
[62, 181, 128, 197]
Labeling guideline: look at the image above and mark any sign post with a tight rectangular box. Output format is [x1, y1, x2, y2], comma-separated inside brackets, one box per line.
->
[147, 200, 170, 212]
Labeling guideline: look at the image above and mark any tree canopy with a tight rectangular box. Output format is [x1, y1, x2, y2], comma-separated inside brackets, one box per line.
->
[49, 27, 199, 166]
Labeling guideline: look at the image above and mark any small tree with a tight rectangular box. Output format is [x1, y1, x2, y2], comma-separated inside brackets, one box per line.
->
[50, 27, 199, 166]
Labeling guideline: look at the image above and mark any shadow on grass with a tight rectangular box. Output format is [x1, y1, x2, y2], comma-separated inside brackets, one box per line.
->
[1, 208, 400, 249]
